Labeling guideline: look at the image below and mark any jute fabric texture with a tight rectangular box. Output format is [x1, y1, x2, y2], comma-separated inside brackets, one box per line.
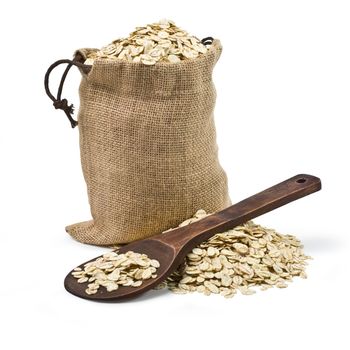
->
[66, 39, 231, 245]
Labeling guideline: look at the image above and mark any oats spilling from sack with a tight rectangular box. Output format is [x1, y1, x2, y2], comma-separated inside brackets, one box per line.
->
[157, 210, 311, 298]
[71, 251, 160, 295]
[84, 19, 210, 65]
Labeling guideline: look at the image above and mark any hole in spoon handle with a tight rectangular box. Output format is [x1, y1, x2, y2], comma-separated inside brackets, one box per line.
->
[220, 174, 322, 222]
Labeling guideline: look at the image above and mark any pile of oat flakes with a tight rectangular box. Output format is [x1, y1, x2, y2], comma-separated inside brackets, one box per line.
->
[84, 19, 210, 65]
[158, 210, 311, 298]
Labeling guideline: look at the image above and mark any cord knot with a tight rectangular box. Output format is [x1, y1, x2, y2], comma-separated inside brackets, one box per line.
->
[53, 99, 77, 128]
[53, 99, 74, 114]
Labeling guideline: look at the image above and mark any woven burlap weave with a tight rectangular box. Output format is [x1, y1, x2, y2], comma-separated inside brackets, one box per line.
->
[66, 39, 230, 245]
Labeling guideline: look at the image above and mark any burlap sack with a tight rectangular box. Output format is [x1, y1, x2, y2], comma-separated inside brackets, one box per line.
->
[51, 39, 230, 245]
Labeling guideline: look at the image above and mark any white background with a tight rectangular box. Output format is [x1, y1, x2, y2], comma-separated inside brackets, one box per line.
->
[1, 0, 349, 349]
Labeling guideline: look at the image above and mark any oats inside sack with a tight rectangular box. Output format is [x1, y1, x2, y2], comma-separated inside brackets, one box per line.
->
[84, 19, 210, 66]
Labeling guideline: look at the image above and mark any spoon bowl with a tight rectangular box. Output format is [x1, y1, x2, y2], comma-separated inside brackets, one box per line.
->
[64, 239, 177, 301]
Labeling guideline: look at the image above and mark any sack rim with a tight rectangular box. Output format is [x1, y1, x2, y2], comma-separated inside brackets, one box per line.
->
[74, 39, 222, 76]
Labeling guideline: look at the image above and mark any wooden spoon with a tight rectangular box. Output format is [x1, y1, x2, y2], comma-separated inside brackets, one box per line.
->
[64, 174, 321, 301]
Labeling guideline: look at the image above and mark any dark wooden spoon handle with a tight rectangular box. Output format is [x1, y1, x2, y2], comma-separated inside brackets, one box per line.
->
[158, 174, 321, 252]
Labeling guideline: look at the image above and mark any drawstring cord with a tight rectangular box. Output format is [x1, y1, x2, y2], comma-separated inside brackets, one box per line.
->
[44, 59, 90, 128]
